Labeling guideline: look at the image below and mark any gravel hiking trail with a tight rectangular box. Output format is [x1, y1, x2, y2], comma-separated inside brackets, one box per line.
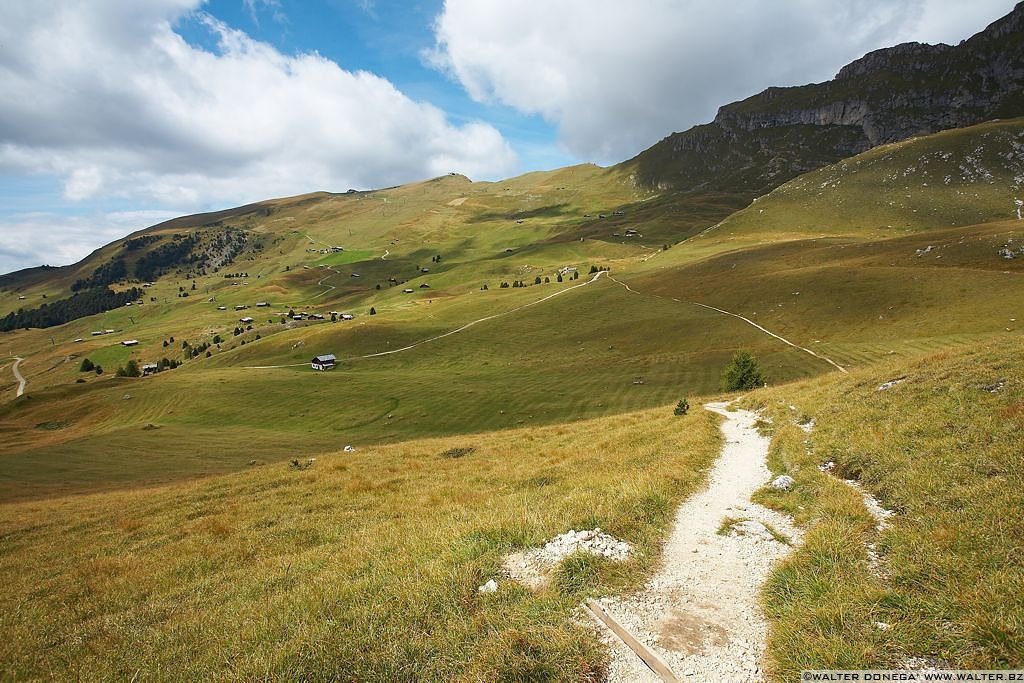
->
[595, 402, 801, 681]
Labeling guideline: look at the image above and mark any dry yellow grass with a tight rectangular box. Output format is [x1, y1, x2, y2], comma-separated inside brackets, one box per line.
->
[0, 402, 721, 680]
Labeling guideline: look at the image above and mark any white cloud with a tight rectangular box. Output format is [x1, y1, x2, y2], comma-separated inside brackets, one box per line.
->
[0, 210, 181, 275]
[243, 0, 287, 26]
[428, 0, 1018, 162]
[0, 0, 517, 212]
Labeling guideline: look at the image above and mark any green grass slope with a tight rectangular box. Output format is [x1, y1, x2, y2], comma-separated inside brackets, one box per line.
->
[704, 118, 1024, 243]
[2, 120, 1023, 503]
[0, 275, 826, 500]
[742, 335, 1024, 676]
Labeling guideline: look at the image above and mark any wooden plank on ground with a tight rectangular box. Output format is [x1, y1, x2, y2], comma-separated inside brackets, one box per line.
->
[585, 598, 680, 682]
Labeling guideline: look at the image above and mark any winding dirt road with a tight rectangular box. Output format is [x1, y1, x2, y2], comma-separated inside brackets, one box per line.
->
[11, 356, 25, 398]
[301, 265, 340, 303]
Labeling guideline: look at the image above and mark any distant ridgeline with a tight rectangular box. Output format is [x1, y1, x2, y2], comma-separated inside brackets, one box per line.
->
[1, 226, 253, 331]
[0, 287, 141, 332]
[71, 228, 250, 291]
[625, 2, 1024, 196]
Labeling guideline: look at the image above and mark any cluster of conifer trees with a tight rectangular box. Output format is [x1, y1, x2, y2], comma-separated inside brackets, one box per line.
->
[1, 287, 141, 332]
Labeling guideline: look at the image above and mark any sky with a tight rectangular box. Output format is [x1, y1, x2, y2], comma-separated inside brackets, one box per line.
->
[0, 0, 1017, 274]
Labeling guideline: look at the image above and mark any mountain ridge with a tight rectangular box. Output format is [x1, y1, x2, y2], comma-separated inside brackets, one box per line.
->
[626, 1, 1024, 194]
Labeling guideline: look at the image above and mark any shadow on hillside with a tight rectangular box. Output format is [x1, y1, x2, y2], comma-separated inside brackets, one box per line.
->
[466, 203, 573, 224]
[540, 191, 750, 246]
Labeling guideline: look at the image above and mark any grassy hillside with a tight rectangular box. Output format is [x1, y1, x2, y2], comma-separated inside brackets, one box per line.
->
[3, 120, 1024, 502]
[742, 335, 1024, 677]
[710, 118, 1024, 242]
[610, 118, 1024, 370]
[1, 113, 1023, 681]
[0, 276, 826, 500]
[0, 404, 721, 680]
[3, 334, 1022, 679]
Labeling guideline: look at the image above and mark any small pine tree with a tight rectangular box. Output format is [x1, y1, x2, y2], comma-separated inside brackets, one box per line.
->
[213, 334, 222, 344]
[79, 358, 94, 372]
[121, 359, 141, 377]
[94, 365, 103, 375]
[557, 273, 563, 282]
[674, 399, 690, 416]
[721, 351, 765, 391]
[589, 265, 598, 274]
[534, 276, 542, 285]
[369, 307, 376, 315]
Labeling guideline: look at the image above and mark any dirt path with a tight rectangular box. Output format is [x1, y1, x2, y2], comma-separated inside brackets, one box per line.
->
[244, 271, 606, 368]
[608, 274, 847, 374]
[348, 271, 605, 360]
[11, 356, 26, 398]
[685, 301, 848, 374]
[596, 402, 801, 681]
[298, 265, 340, 303]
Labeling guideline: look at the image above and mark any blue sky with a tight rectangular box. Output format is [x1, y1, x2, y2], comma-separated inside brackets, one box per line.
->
[176, 0, 575, 170]
[0, 0, 1017, 274]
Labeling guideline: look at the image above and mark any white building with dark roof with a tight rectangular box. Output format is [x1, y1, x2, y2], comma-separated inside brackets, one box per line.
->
[311, 354, 336, 371]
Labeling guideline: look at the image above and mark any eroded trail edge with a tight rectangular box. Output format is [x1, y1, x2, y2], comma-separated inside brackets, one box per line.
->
[596, 402, 801, 682]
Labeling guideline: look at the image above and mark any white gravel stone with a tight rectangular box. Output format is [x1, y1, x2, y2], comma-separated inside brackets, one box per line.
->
[503, 528, 633, 589]
[597, 403, 802, 682]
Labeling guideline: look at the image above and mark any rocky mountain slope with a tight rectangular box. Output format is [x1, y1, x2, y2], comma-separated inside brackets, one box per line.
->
[624, 2, 1024, 198]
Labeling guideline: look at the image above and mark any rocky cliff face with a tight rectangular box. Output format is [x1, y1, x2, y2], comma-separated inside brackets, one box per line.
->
[624, 2, 1024, 196]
